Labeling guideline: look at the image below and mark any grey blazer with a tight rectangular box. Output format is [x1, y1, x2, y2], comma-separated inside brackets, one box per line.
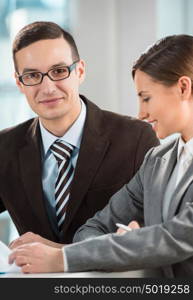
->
[64, 138, 193, 277]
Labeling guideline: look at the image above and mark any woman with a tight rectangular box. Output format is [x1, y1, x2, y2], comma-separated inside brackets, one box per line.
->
[9, 34, 193, 277]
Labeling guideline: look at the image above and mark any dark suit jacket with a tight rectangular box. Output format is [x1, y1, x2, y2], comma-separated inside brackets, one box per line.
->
[0, 95, 159, 243]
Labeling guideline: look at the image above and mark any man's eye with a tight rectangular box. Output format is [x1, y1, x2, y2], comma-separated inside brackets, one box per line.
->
[23, 73, 40, 79]
[53, 68, 68, 74]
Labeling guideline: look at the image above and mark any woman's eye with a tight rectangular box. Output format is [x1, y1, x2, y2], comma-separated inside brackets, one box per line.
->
[143, 97, 150, 102]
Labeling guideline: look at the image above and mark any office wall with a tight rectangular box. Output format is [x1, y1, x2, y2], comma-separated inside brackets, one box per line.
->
[69, 0, 156, 116]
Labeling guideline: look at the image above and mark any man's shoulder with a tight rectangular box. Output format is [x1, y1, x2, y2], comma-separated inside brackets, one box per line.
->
[83, 95, 154, 134]
[0, 118, 37, 145]
[101, 110, 155, 140]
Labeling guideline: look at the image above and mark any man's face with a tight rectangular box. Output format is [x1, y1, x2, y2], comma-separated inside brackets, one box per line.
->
[15, 37, 85, 125]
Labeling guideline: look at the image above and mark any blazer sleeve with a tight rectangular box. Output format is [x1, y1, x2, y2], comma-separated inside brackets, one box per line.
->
[63, 148, 193, 273]
[64, 202, 193, 272]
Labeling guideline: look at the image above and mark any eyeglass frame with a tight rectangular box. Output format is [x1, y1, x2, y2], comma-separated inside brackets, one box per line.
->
[17, 60, 80, 86]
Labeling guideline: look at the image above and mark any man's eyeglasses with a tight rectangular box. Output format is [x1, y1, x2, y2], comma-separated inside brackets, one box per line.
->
[17, 60, 79, 86]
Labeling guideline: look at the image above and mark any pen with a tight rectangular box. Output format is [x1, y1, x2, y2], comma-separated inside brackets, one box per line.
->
[116, 223, 132, 232]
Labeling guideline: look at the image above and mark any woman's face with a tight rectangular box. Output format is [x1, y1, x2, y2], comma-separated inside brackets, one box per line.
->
[134, 70, 193, 140]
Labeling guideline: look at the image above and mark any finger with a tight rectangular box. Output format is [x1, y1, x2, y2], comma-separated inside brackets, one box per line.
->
[128, 221, 140, 229]
[15, 255, 29, 267]
[9, 232, 37, 249]
[9, 239, 16, 248]
[22, 263, 32, 274]
[9, 237, 26, 250]
[116, 228, 127, 235]
[9, 248, 30, 264]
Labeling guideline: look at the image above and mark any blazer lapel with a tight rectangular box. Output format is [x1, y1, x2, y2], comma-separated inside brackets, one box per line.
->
[147, 140, 178, 225]
[168, 162, 193, 219]
[62, 98, 110, 231]
[18, 119, 56, 240]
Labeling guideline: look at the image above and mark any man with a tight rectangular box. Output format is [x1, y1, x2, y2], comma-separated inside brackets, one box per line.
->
[0, 21, 158, 248]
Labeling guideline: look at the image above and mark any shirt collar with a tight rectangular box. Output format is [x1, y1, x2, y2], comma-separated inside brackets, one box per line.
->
[40, 98, 86, 156]
[177, 136, 193, 161]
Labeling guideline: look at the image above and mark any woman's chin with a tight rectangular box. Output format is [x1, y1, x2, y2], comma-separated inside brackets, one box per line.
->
[157, 131, 176, 141]
[156, 130, 167, 140]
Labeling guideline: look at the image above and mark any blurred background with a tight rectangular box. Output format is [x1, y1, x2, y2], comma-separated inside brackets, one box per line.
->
[0, 0, 192, 244]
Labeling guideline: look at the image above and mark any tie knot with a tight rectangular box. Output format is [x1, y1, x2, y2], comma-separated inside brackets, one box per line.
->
[50, 140, 74, 162]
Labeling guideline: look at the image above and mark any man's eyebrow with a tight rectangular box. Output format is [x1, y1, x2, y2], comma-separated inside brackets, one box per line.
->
[51, 62, 68, 68]
[22, 68, 39, 73]
[22, 62, 68, 73]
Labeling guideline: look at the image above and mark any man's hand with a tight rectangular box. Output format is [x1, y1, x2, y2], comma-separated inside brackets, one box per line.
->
[9, 232, 64, 250]
[116, 221, 140, 234]
[8, 242, 64, 273]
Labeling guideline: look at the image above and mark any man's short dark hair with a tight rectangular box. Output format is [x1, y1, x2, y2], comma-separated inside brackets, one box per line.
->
[13, 21, 80, 72]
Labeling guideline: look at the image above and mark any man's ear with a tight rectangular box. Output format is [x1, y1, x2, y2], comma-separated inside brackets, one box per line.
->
[14, 72, 25, 94]
[76, 59, 85, 85]
[178, 76, 192, 100]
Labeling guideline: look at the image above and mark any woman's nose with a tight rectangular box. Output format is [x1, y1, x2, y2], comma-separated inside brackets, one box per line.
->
[138, 108, 149, 120]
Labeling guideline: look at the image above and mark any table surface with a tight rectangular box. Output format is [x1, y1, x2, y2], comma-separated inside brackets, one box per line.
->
[0, 268, 162, 278]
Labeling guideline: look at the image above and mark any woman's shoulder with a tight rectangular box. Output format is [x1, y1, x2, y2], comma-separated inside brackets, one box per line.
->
[150, 137, 178, 160]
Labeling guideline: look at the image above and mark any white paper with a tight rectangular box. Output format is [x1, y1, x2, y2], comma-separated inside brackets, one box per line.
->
[0, 241, 21, 273]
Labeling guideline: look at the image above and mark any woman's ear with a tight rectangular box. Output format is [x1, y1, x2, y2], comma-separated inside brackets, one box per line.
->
[178, 76, 192, 100]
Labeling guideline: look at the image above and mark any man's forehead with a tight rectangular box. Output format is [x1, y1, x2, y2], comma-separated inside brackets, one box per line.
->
[15, 38, 73, 71]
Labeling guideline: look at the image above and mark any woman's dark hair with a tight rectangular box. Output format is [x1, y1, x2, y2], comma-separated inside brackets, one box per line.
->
[13, 21, 80, 72]
[132, 34, 193, 87]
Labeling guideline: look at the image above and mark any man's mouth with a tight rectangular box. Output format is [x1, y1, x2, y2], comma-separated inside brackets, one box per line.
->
[39, 97, 63, 104]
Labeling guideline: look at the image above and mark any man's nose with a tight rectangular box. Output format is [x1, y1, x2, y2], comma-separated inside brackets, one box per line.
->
[40, 74, 57, 94]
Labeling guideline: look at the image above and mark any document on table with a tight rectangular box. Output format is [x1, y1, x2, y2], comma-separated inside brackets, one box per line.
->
[0, 240, 21, 273]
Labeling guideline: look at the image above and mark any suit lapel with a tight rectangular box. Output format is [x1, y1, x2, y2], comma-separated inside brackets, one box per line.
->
[62, 97, 110, 231]
[168, 162, 193, 219]
[147, 140, 178, 224]
[18, 119, 56, 240]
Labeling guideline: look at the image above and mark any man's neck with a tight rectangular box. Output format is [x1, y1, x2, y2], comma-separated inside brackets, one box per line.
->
[40, 104, 82, 137]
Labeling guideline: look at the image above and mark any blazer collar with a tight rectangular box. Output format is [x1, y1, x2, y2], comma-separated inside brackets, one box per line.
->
[159, 137, 193, 220]
[146, 139, 179, 225]
[150, 137, 193, 222]
[168, 158, 193, 219]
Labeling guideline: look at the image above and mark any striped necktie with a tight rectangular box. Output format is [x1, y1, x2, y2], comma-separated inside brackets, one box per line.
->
[50, 140, 75, 231]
